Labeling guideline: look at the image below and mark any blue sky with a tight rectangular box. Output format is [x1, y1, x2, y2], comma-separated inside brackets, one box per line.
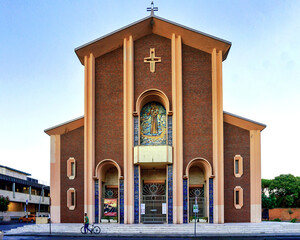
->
[0, 0, 299, 184]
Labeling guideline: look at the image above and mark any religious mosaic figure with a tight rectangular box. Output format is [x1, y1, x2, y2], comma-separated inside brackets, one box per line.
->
[148, 103, 159, 134]
[140, 102, 166, 145]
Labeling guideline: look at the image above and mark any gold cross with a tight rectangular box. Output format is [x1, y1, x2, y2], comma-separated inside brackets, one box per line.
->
[144, 48, 161, 73]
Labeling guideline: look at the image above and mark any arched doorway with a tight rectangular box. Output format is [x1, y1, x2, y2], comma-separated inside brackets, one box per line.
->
[95, 160, 121, 223]
[186, 158, 213, 223]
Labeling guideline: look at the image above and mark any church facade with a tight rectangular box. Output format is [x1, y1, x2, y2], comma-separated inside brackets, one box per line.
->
[45, 14, 266, 224]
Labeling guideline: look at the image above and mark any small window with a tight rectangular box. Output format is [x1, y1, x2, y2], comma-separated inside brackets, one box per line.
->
[71, 192, 75, 206]
[234, 155, 243, 178]
[71, 162, 75, 176]
[235, 160, 239, 174]
[67, 158, 76, 180]
[234, 186, 243, 209]
[67, 188, 76, 210]
[235, 190, 239, 205]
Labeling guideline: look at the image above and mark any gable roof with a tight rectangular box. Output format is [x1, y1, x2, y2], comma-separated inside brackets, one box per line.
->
[44, 116, 84, 136]
[75, 15, 231, 65]
[224, 111, 266, 131]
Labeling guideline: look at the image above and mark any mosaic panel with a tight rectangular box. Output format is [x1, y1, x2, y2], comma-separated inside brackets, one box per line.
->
[140, 102, 166, 145]
[134, 165, 139, 223]
[95, 180, 99, 223]
[134, 116, 139, 146]
[167, 165, 173, 223]
[168, 116, 172, 146]
[209, 178, 213, 224]
[119, 179, 124, 224]
[183, 178, 188, 223]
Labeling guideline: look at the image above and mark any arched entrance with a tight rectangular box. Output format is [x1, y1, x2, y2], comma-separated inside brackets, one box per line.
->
[186, 158, 213, 223]
[95, 160, 121, 223]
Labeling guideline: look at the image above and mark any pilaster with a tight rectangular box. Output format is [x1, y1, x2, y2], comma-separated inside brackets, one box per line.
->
[84, 53, 95, 222]
[212, 48, 224, 224]
[50, 135, 61, 223]
[171, 33, 183, 224]
[123, 35, 134, 224]
[250, 130, 262, 222]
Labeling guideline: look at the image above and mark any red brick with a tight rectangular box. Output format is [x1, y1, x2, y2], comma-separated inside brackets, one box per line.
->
[182, 44, 213, 171]
[95, 47, 124, 173]
[224, 122, 250, 222]
[60, 126, 84, 223]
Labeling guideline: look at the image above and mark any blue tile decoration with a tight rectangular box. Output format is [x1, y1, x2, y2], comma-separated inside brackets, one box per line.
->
[95, 180, 99, 223]
[168, 116, 172, 146]
[183, 178, 188, 223]
[119, 179, 124, 224]
[209, 178, 213, 223]
[134, 116, 139, 146]
[167, 165, 173, 223]
[134, 165, 139, 223]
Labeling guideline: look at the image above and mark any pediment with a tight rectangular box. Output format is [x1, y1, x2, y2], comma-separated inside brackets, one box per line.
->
[75, 15, 231, 65]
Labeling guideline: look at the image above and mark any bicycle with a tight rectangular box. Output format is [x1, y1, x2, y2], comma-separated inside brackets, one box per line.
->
[81, 223, 101, 234]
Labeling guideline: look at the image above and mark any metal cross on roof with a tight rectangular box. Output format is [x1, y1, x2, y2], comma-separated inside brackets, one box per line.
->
[147, 1, 158, 16]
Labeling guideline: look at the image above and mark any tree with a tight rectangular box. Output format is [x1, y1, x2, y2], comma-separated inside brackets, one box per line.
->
[270, 174, 300, 208]
[0, 195, 9, 212]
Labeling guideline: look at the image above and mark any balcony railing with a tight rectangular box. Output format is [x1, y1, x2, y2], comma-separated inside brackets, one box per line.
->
[134, 145, 172, 164]
[0, 190, 50, 205]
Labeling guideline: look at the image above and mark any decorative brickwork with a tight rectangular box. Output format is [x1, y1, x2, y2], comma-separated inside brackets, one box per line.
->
[167, 165, 173, 223]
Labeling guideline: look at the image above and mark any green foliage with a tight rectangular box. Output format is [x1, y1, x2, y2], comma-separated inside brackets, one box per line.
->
[262, 192, 276, 209]
[291, 218, 297, 223]
[262, 174, 300, 208]
[273, 218, 281, 222]
[0, 195, 9, 212]
[262, 179, 272, 190]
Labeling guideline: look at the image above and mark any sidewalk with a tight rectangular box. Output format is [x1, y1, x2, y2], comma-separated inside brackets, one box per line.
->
[4, 222, 300, 238]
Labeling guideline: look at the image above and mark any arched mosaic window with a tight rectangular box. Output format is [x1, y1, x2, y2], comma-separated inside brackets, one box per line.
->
[140, 102, 166, 145]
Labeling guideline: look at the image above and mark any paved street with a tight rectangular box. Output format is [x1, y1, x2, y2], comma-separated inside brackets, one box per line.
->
[0, 222, 34, 233]
[3, 235, 300, 240]
[1, 222, 300, 239]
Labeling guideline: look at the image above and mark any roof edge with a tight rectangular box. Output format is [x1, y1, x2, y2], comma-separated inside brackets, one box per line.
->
[224, 111, 266, 131]
[75, 14, 232, 63]
[44, 116, 84, 136]
[0, 165, 31, 176]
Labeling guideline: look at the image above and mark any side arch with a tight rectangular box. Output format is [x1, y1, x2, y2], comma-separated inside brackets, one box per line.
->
[185, 157, 213, 178]
[185, 157, 213, 223]
[94, 159, 122, 179]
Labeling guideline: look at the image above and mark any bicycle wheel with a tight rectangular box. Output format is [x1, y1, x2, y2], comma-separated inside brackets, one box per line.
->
[81, 226, 86, 234]
[93, 226, 101, 234]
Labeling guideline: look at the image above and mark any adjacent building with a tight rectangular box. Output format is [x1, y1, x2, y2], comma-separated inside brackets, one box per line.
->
[0, 165, 50, 221]
[45, 13, 266, 224]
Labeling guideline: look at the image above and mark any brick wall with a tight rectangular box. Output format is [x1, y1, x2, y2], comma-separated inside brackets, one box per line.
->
[95, 47, 124, 173]
[182, 44, 213, 171]
[60, 126, 84, 223]
[224, 122, 250, 222]
[269, 208, 300, 221]
[134, 34, 172, 110]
